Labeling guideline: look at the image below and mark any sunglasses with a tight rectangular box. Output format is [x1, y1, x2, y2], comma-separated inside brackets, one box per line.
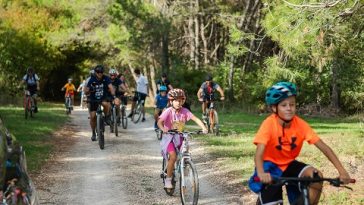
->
[96, 70, 103, 74]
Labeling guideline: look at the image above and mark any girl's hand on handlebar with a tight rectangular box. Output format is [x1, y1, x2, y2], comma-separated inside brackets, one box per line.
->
[162, 128, 169, 133]
[202, 128, 208, 134]
[198, 98, 203, 102]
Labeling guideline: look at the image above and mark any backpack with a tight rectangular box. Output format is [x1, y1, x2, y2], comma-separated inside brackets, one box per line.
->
[25, 74, 37, 83]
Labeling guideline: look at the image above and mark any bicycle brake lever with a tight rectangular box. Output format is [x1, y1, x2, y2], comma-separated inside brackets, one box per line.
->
[341, 185, 353, 190]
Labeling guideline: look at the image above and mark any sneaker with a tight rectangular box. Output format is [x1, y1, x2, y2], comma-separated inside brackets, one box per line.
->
[141, 117, 146, 122]
[91, 133, 96, 141]
[164, 177, 173, 189]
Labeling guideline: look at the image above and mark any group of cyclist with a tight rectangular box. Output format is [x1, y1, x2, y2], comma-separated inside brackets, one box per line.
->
[21, 66, 353, 204]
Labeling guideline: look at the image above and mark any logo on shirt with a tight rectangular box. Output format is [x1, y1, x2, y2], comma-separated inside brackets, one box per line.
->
[275, 136, 297, 151]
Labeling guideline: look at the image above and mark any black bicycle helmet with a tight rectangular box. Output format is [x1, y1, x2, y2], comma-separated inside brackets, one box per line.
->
[94, 65, 104, 73]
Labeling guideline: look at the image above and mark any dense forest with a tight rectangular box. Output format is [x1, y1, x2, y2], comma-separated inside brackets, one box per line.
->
[0, 0, 363, 113]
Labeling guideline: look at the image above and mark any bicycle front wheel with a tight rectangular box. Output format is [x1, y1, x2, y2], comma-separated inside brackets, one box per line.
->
[112, 107, 118, 136]
[132, 104, 143, 123]
[97, 115, 105, 150]
[212, 110, 219, 136]
[180, 159, 199, 205]
[121, 106, 128, 129]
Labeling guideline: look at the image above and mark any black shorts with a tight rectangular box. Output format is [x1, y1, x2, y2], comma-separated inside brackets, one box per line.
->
[89, 100, 108, 112]
[133, 92, 147, 105]
[257, 160, 311, 205]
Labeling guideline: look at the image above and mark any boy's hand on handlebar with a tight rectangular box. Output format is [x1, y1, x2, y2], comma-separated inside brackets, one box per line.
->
[202, 128, 208, 134]
[220, 96, 225, 101]
[257, 172, 272, 184]
[339, 171, 352, 185]
[198, 97, 203, 102]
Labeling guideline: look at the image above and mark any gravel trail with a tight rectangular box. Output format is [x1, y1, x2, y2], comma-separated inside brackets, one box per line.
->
[33, 108, 248, 204]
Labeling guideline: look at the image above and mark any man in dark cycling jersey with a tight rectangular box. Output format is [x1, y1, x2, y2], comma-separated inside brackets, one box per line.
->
[156, 73, 173, 94]
[197, 75, 225, 121]
[108, 68, 129, 124]
[84, 65, 120, 141]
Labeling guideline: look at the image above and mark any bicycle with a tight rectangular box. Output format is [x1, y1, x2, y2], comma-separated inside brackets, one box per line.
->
[110, 101, 119, 137]
[254, 174, 356, 205]
[160, 130, 202, 205]
[64, 93, 72, 114]
[120, 95, 128, 129]
[94, 101, 105, 150]
[131, 92, 145, 124]
[23, 90, 35, 119]
[203, 94, 220, 135]
[2, 179, 30, 205]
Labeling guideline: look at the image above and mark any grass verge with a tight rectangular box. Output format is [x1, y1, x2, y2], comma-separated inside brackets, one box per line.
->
[0, 102, 68, 172]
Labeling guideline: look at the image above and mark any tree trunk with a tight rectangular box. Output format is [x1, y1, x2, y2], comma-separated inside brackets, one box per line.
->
[194, 0, 200, 70]
[162, 31, 170, 73]
[149, 64, 157, 104]
[330, 60, 340, 110]
[228, 56, 235, 102]
[200, 18, 209, 65]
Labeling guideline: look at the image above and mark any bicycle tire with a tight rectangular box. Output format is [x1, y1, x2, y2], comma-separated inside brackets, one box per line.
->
[24, 97, 29, 119]
[113, 107, 118, 136]
[121, 106, 128, 129]
[133, 104, 143, 123]
[97, 114, 105, 150]
[212, 110, 219, 136]
[180, 159, 199, 205]
[156, 129, 162, 140]
[30, 99, 34, 118]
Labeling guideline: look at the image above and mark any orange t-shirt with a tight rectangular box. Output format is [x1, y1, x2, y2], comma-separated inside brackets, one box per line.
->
[253, 114, 320, 171]
[63, 83, 75, 95]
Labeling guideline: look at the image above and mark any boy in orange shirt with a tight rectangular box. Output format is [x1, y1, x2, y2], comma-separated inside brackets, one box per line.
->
[61, 78, 76, 109]
[250, 82, 351, 205]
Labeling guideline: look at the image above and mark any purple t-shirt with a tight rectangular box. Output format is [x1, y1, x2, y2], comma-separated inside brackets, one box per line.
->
[159, 107, 194, 131]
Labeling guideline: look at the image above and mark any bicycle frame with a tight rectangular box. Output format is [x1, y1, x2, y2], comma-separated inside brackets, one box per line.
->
[95, 102, 105, 149]
[24, 90, 34, 119]
[204, 96, 219, 135]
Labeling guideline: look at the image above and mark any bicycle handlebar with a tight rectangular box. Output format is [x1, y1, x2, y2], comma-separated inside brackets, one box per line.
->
[253, 176, 356, 188]
[165, 129, 204, 135]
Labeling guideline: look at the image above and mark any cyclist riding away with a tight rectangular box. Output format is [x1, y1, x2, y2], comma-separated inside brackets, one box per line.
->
[128, 68, 148, 122]
[109, 68, 129, 123]
[157, 88, 208, 193]
[154, 85, 169, 130]
[156, 73, 173, 94]
[249, 82, 351, 205]
[21, 67, 40, 113]
[61, 78, 76, 110]
[197, 74, 225, 122]
[84, 65, 120, 141]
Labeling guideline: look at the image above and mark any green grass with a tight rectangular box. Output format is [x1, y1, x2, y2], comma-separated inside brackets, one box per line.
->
[0, 102, 68, 171]
[190, 109, 364, 204]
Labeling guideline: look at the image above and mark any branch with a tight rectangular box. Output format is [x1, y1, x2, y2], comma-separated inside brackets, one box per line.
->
[282, 0, 344, 8]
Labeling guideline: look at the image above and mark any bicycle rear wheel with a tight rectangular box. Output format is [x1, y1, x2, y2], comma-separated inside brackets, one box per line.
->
[180, 159, 199, 205]
[121, 106, 128, 129]
[97, 115, 105, 150]
[156, 129, 162, 140]
[132, 104, 142, 123]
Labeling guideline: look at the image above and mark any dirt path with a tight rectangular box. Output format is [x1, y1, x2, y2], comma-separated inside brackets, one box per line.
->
[33, 108, 249, 205]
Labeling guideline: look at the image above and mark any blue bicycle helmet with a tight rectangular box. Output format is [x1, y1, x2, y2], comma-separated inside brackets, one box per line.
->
[159, 85, 167, 92]
[265, 82, 297, 105]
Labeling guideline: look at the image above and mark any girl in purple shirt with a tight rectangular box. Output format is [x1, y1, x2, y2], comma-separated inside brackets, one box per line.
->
[157, 89, 207, 192]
